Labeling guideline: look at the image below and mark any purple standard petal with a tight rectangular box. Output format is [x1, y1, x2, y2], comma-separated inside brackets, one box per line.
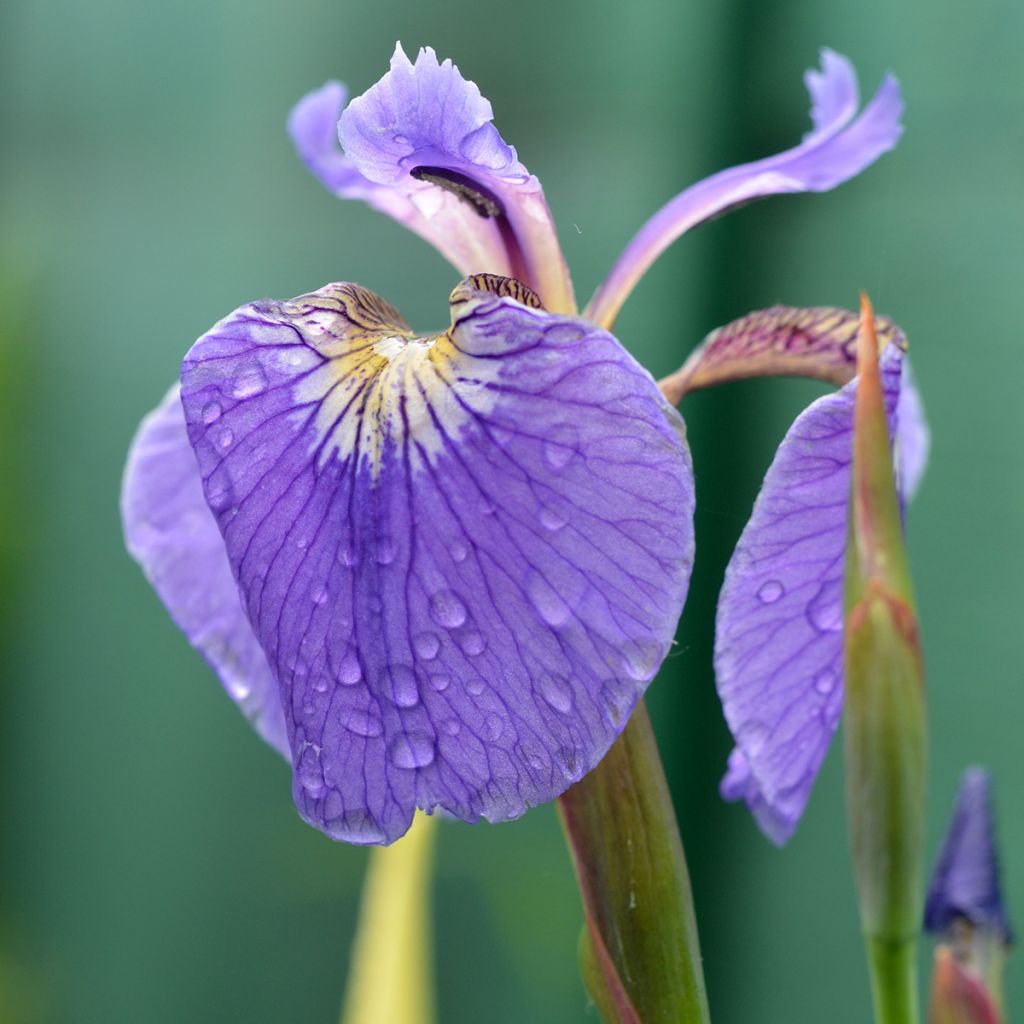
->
[290, 46, 575, 313]
[587, 49, 903, 328]
[715, 341, 908, 844]
[121, 385, 289, 758]
[924, 768, 1013, 943]
[180, 274, 694, 844]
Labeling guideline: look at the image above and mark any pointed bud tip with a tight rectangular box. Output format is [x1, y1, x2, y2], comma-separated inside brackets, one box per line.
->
[925, 767, 1013, 945]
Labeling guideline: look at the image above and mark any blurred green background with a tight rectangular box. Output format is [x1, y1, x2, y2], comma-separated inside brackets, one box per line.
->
[2, 0, 1021, 1020]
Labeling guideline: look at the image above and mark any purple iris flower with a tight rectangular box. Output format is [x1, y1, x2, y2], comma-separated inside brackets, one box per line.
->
[925, 767, 1013, 944]
[704, 305, 930, 845]
[122, 43, 904, 844]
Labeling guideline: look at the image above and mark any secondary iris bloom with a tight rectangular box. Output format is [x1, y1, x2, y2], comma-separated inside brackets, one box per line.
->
[122, 43, 906, 844]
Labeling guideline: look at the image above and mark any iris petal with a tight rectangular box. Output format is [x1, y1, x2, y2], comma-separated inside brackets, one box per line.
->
[290, 46, 574, 312]
[121, 385, 289, 758]
[715, 343, 908, 844]
[179, 275, 694, 844]
[587, 50, 904, 328]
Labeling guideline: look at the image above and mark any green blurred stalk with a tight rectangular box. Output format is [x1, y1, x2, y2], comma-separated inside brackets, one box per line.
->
[558, 700, 710, 1023]
[340, 812, 438, 1024]
[844, 297, 926, 1024]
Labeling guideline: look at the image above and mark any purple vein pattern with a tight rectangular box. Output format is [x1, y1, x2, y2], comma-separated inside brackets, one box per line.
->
[175, 276, 694, 843]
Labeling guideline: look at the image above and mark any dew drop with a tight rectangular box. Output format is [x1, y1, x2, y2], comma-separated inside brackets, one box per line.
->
[539, 504, 569, 532]
[311, 584, 328, 606]
[429, 589, 468, 629]
[543, 424, 579, 469]
[388, 664, 420, 708]
[449, 541, 468, 563]
[296, 743, 326, 795]
[412, 632, 441, 660]
[216, 428, 234, 449]
[484, 714, 504, 741]
[456, 628, 486, 656]
[465, 677, 486, 696]
[337, 648, 363, 686]
[201, 401, 222, 424]
[539, 674, 574, 714]
[441, 718, 461, 736]
[313, 676, 329, 693]
[806, 579, 843, 633]
[389, 731, 436, 769]
[302, 701, 316, 718]
[231, 363, 268, 399]
[428, 672, 451, 692]
[813, 668, 838, 695]
[345, 709, 383, 738]
[375, 537, 397, 565]
[337, 540, 358, 567]
[739, 721, 769, 756]
[527, 572, 572, 628]
[757, 580, 784, 604]
[622, 639, 661, 682]
[601, 678, 633, 725]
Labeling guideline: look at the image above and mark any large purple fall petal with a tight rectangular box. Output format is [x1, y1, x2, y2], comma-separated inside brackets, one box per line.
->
[715, 343, 908, 844]
[180, 274, 694, 844]
[121, 386, 289, 758]
[290, 46, 574, 313]
[587, 49, 903, 328]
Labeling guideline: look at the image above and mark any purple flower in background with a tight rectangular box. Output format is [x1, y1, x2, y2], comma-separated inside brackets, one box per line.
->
[122, 44, 903, 844]
[925, 767, 1013, 944]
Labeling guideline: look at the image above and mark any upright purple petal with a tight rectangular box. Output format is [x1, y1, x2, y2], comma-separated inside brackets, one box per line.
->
[121, 386, 289, 758]
[925, 768, 1013, 942]
[180, 274, 694, 844]
[897, 360, 930, 502]
[289, 80, 513, 283]
[290, 46, 575, 313]
[587, 50, 903, 328]
[715, 343, 906, 844]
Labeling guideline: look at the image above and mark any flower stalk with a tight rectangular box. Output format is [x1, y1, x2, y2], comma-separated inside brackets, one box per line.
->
[558, 701, 710, 1023]
[340, 812, 438, 1024]
[843, 294, 927, 1024]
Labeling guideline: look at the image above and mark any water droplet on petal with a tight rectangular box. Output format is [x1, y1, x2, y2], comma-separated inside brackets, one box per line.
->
[813, 668, 838, 695]
[345, 709, 383, 738]
[311, 584, 328, 606]
[337, 648, 363, 686]
[217, 428, 234, 449]
[543, 424, 579, 469]
[202, 401, 222, 424]
[388, 665, 420, 708]
[338, 540, 358, 567]
[231, 363, 268, 399]
[757, 580, 784, 604]
[527, 572, 572, 628]
[413, 632, 441, 660]
[428, 672, 451, 692]
[622, 639, 662, 681]
[465, 678, 486, 696]
[806, 579, 843, 633]
[375, 538, 397, 565]
[456, 628, 486, 656]
[539, 674, 574, 713]
[297, 743, 326, 795]
[430, 589, 467, 629]
[601, 678, 633, 725]
[389, 731, 436, 769]
[449, 541, 468, 563]
[313, 676, 329, 693]
[441, 718, 461, 736]
[484, 714, 504, 741]
[539, 505, 568, 532]
[739, 721, 769, 756]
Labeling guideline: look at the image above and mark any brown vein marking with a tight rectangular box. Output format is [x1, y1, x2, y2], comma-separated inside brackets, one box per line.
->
[658, 305, 905, 405]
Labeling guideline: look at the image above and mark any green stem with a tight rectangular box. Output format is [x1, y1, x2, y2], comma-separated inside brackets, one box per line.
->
[558, 701, 710, 1023]
[867, 938, 919, 1024]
